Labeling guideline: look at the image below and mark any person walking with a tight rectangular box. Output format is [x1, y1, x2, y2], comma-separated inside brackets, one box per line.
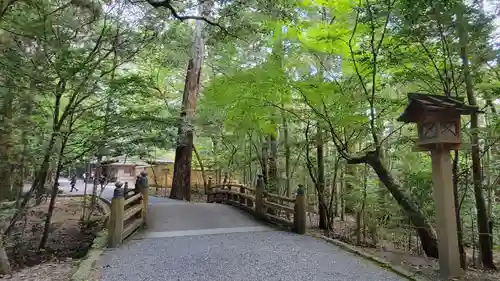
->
[70, 175, 78, 192]
[99, 175, 107, 192]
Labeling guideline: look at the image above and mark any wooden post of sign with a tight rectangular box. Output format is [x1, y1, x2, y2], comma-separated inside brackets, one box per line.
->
[293, 185, 306, 234]
[239, 185, 245, 205]
[431, 148, 462, 278]
[255, 175, 264, 218]
[396, 93, 480, 279]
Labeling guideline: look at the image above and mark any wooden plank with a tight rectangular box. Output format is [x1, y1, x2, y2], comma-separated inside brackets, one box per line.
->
[122, 218, 143, 239]
[266, 214, 293, 227]
[124, 193, 142, 206]
[239, 193, 255, 200]
[263, 192, 295, 203]
[263, 199, 294, 213]
[123, 204, 142, 222]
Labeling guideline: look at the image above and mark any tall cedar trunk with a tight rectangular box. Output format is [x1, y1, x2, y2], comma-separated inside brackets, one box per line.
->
[456, 4, 495, 269]
[316, 124, 327, 229]
[0, 79, 14, 201]
[268, 133, 278, 193]
[39, 135, 68, 249]
[14, 87, 33, 204]
[354, 152, 439, 258]
[452, 150, 467, 268]
[266, 133, 278, 217]
[328, 155, 340, 225]
[314, 54, 328, 228]
[34, 81, 65, 204]
[486, 99, 497, 215]
[247, 135, 252, 184]
[170, 1, 211, 200]
[339, 164, 345, 221]
[260, 135, 269, 184]
[282, 109, 291, 197]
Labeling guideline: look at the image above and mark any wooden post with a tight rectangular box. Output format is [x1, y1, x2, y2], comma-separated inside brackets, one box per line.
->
[214, 184, 219, 203]
[141, 173, 149, 227]
[207, 177, 213, 203]
[255, 175, 264, 218]
[430, 149, 462, 278]
[293, 185, 306, 234]
[239, 186, 245, 205]
[108, 183, 125, 248]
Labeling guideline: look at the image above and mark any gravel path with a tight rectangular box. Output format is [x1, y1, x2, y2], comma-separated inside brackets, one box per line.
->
[99, 231, 406, 281]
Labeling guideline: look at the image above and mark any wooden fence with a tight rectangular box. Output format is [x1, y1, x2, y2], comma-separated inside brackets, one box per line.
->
[208, 174, 306, 234]
[108, 181, 149, 247]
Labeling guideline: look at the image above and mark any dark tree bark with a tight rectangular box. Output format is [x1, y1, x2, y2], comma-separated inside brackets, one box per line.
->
[316, 124, 327, 229]
[39, 134, 69, 250]
[0, 79, 14, 201]
[456, 3, 495, 269]
[268, 132, 278, 193]
[282, 109, 291, 197]
[170, 1, 212, 200]
[452, 150, 467, 269]
[350, 151, 439, 258]
[260, 135, 269, 184]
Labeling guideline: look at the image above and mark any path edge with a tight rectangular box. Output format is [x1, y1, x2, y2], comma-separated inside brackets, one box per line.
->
[66, 195, 110, 281]
[309, 233, 431, 281]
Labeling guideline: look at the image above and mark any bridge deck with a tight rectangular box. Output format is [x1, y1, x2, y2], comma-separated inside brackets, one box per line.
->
[97, 197, 406, 281]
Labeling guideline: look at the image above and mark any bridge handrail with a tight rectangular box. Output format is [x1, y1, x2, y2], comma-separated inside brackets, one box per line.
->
[262, 191, 296, 203]
[108, 179, 149, 248]
[208, 175, 306, 234]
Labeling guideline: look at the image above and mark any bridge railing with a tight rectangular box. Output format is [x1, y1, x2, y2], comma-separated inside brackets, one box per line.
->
[208, 175, 306, 234]
[108, 180, 149, 247]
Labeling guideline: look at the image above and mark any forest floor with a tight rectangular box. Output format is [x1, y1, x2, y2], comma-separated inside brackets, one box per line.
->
[0, 196, 106, 281]
[309, 219, 500, 281]
[362, 246, 500, 281]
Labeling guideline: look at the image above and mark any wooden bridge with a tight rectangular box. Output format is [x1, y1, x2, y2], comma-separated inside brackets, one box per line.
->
[97, 176, 406, 281]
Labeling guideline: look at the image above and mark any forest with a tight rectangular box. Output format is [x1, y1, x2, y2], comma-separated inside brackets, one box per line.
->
[0, 0, 500, 280]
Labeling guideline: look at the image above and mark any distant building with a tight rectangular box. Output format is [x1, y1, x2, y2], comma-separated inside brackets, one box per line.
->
[101, 156, 150, 183]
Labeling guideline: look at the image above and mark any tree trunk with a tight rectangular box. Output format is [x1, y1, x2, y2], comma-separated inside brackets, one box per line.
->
[0, 80, 14, 201]
[452, 150, 467, 269]
[352, 152, 439, 258]
[260, 135, 269, 183]
[282, 110, 291, 198]
[0, 235, 10, 275]
[212, 137, 221, 184]
[316, 124, 327, 229]
[268, 133, 278, 194]
[456, 3, 495, 269]
[340, 164, 345, 221]
[39, 135, 68, 250]
[192, 145, 207, 193]
[329, 155, 340, 223]
[485, 99, 497, 216]
[170, 1, 212, 201]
